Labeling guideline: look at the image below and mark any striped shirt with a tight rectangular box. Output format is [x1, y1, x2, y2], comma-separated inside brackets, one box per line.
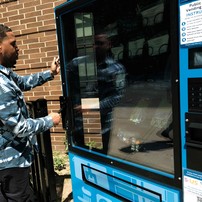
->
[97, 57, 126, 134]
[0, 65, 54, 170]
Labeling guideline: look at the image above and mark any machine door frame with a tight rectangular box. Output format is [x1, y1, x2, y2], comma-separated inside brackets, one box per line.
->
[55, 0, 182, 189]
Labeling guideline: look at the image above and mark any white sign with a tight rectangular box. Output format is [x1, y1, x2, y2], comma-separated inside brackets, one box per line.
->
[184, 169, 202, 202]
[180, 0, 202, 46]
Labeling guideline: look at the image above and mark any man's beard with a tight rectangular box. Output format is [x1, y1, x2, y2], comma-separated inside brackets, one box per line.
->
[3, 55, 17, 68]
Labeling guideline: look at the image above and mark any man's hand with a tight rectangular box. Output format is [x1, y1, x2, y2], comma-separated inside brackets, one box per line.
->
[49, 112, 61, 126]
[50, 56, 60, 76]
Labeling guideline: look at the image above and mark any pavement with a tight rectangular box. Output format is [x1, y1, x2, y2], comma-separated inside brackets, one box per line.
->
[61, 178, 73, 202]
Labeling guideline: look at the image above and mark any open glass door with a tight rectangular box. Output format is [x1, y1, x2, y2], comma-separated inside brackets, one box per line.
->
[56, 0, 181, 188]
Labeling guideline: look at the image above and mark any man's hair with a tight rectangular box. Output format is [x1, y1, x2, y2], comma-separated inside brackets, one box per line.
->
[0, 24, 12, 42]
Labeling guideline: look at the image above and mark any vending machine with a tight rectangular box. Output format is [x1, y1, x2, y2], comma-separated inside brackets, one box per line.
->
[55, 0, 202, 201]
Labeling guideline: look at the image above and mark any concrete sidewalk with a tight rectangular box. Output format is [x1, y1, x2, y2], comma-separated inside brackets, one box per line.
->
[61, 178, 73, 202]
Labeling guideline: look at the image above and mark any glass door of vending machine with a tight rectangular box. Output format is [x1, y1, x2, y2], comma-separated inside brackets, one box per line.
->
[55, 0, 182, 201]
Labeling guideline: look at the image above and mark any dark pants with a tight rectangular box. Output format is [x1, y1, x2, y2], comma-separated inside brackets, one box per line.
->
[0, 167, 37, 202]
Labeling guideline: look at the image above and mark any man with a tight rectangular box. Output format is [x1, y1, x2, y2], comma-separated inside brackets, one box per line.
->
[94, 33, 126, 153]
[0, 24, 61, 201]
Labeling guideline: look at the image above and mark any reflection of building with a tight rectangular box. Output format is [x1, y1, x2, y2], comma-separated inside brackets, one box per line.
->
[0, 0, 66, 152]
[81, 98, 102, 149]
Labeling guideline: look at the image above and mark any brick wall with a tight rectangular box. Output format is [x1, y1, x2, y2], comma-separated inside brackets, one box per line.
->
[0, 0, 67, 151]
[83, 111, 102, 149]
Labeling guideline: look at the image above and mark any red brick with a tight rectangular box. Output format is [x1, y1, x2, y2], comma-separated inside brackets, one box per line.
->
[3, 10, 18, 17]
[47, 51, 59, 57]
[24, 0, 40, 8]
[36, 3, 53, 10]
[7, 3, 23, 11]
[9, 14, 24, 21]
[29, 42, 45, 49]
[29, 52, 46, 59]
[30, 62, 47, 68]
[25, 11, 41, 19]
[21, 27, 38, 35]
[44, 19, 56, 26]
[37, 13, 55, 21]
[54, 0, 66, 7]
[38, 24, 56, 32]
[19, 7, 35, 15]
[21, 17, 37, 24]
[42, 8, 55, 15]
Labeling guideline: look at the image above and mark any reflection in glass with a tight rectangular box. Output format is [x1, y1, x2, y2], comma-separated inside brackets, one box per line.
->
[64, 0, 174, 174]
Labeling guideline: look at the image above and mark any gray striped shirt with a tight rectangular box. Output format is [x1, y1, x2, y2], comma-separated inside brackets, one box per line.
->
[0, 65, 54, 170]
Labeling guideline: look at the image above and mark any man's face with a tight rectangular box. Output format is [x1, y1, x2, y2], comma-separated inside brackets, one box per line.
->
[94, 34, 111, 63]
[94, 34, 110, 53]
[0, 32, 19, 67]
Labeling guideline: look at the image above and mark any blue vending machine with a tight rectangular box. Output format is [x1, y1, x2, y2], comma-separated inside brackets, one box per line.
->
[180, 1, 202, 202]
[55, 0, 202, 201]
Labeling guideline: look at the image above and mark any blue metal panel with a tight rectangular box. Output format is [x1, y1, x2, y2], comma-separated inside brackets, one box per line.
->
[68, 152, 181, 202]
[179, 47, 189, 168]
[179, 0, 202, 200]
